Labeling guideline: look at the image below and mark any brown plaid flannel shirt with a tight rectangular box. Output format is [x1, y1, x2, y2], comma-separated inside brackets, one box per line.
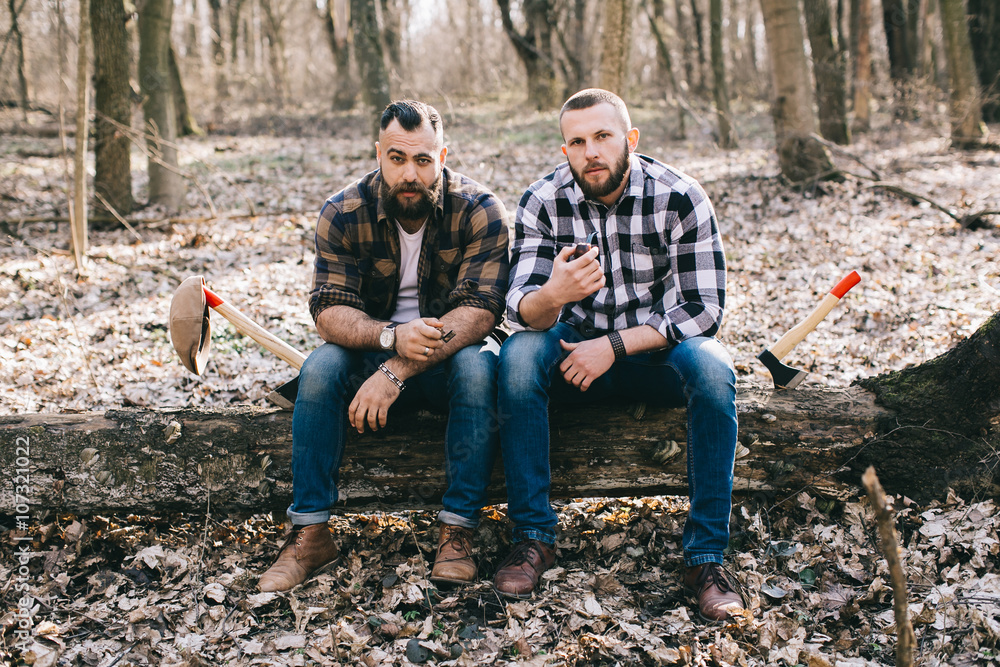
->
[309, 167, 509, 324]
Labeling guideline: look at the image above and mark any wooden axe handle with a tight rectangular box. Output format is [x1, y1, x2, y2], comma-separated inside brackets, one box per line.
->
[203, 287, 307, 370]
[770, 271, 861, 361]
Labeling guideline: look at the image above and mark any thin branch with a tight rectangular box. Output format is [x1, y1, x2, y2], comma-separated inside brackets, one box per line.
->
[93, 192, 143, 243]
[809, 132, 882, 180]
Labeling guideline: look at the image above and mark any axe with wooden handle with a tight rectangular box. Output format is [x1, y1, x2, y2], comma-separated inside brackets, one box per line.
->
[169, 275, 303, 408]
[757, 271, 861, 389]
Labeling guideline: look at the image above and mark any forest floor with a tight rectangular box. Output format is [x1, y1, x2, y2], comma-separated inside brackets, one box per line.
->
[1, 101, 999, 666]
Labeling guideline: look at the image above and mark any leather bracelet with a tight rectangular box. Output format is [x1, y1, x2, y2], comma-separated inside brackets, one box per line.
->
[607, 331, 627, 360]
[378, 363, 405, 392]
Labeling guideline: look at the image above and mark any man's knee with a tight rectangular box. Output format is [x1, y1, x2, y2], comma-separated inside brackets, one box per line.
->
[499, 330, 562, 394]
[448, 345, 498, 401]
[297, 343, 355, 402]
[673, 337, 736, 396]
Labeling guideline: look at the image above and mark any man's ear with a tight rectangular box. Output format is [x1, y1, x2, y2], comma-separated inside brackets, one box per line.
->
[439, 146, 448, 165]
[375, 141, 382, 167]
[626, 128, 640, 152]
[561, 144, 568, 156]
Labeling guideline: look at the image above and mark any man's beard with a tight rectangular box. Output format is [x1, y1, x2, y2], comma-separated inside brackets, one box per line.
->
[571, 140, 631, 201]
[381, 174, 441, 222]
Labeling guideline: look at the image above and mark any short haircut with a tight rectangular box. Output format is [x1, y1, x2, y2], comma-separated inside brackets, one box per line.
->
[380, 100, 444, 146]
[559, 88, 632, 135]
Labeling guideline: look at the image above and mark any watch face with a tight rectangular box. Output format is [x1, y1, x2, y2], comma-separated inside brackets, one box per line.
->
[379, 328, 394, 349]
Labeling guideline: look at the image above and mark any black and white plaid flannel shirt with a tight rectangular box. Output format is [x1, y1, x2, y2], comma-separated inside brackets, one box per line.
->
[506, 153, 726, 344]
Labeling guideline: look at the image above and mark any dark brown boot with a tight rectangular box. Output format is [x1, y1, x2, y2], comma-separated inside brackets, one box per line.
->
[683, 563, 746, 622]
[430, 524, 477, 585]
[258, 523, 339, 592]
[493, 540, 556, 599]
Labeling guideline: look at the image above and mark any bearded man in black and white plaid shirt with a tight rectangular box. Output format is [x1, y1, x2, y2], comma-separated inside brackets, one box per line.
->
[493, 89, 746, 622]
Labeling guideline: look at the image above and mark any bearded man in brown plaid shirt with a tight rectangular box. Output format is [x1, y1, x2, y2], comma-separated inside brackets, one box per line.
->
[258, 101, 509, 592]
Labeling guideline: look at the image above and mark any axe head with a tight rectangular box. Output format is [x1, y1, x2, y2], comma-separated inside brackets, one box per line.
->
[266, 376, 299, 410]
[169, 275, 212, 375]
[757, 349, 807, 389]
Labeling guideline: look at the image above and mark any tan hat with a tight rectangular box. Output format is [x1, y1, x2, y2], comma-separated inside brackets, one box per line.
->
[169, 275, 211, 375]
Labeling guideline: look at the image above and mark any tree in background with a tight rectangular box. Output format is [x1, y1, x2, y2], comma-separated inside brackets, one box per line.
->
[709, 0, 735, 147]
[554, 0, 592, 99]
[967, 0, 999, 122]
[496, 0, 559, 109]
[939, 0, 986, 147]
[850, 0, 872, 131]
[804, 0, 850, 145]
[351, 0, 391, 141]
[208, 0, 228, 123]
[321, 0, 356, 111]
[379, 0, 405, 82]
[7, 0, 30, 122]
[260, 0, 289, 107]
[759, 0, 836, 183]
[599, 0, 632, 98]
[883, 0, 913, 81]
[139, 0, 186, 211]
[647, 0, 685, 137]
[90, 0, 134, 216]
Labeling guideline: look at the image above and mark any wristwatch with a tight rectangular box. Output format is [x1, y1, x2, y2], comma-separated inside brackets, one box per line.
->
[379, 322, 398, 351]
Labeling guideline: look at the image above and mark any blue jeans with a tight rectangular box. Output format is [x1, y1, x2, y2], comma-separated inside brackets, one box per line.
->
[287, 342, 500, 529]
[498, 322, 737, 566]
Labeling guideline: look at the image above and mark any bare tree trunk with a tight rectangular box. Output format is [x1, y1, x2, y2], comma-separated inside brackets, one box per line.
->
[675, 0, 696, 92]
[228, 0, 246, 65]
[91, 0, 134, 217]
[907, 0, 925, 74]
[169, 43, 201, 136]
[7, 0, 30, 122]
[352, 0, 391, 141]
[139, 0, 186, 211]
[967, 0, 1000, 122]
[804, 0, 851, 144]
[72, 0, 91, 270]
[260, 0, 288, 107]
[939, 0, 986, 147]
[322, 0, 356, 110]
[496, 0, 559, 110]
[208, 0, 228, 122]
[648, 0, 685, 136]
[851, 0, 872, 130]
[709, 0, 735, 147]
[379, 0, 403, 82]
[759, 0, 837, 183]
[690, 0, 708, 94]
[599, 0, 632, 97]
[883, 0, 913, 80]
[554, 0, 589, 99]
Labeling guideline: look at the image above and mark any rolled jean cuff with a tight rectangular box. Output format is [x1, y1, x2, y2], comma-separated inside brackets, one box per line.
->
[684, 553, 725, 568]
[286, 506, 330, 526]
[512, 528, 556, 545]
[437, 510, 478, 529]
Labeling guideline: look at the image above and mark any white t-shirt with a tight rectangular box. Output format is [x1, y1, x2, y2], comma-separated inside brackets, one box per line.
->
[391, 221, 426, 323]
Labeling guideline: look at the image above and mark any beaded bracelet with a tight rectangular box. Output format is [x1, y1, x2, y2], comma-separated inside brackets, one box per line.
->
[607, 331, 627, 361]
[378, 363, 405, 392]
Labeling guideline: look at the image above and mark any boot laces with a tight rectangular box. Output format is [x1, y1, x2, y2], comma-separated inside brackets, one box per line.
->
[499, 540, 544, 568]
[437, 526, 472, 562]
[697, 563, 747, 603]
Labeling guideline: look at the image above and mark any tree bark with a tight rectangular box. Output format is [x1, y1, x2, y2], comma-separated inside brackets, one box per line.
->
[599, 0, 632, 97]
[168, 44, 200, 137]
[804, 0, 851, 145]
[647, 0, 686, 137]
[379, 0, 403, 79]
[260, 0, 289, 107]
[139, 0, 187, 211]
[228, 0, 246, 66]
[883, 0, 913, 80]
[208, 0, 228, 121]
[351, 0, 391, 142]
[72, 0, 91, 271]
[689, 0, 708, 95]
[4, 311, 998, 515]
[322, 0, 356, 111]
[850, 0, 872, 130]
[7, 0, 30, 122]
[967, 0, 999, 123]
[759, 0, 838, 183]
[709, 0, 735, 147]
[91, 0, 135, 216]
[554, 0, 589, 99]
[939, 0, 986, 147]
[675, 0, 696, 92]
[496, 0, 559, 110]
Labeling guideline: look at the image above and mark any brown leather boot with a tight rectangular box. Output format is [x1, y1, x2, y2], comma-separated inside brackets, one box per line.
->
[429, 524, 477, 585]
[493, 540, 556, 599]
[258, 523, 339, 592]
[683, 563, 746, 622]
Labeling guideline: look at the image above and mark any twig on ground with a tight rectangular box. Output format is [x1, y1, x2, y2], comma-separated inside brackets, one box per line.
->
[862, 466, 915, 667]
[93, 192, 143, 243]
[810, 133, 883, 180]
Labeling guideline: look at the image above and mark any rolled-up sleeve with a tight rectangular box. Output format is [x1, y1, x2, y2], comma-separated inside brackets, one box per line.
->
[447, 193, 510, 322]
[644, 185, 726, 343]
[308, 197, 366, 322]
[505, 189, 558, 332]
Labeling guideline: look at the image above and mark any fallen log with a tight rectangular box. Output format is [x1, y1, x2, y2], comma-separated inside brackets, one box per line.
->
[2, 312, 997, 515]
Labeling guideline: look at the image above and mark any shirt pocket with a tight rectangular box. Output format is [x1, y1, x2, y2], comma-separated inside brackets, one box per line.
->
[627, 242, 670, 284]
[432, 248, 462, 289]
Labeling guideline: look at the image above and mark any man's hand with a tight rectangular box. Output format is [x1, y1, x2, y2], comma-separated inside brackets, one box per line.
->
[395, 317, 446, 361]
[548, 245, 604, 305]
[559, 337, 615, 391]
[348, 370, 402, 433]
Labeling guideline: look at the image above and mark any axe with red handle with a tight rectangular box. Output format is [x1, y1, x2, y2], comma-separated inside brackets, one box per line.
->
[169, 275, 303, 408]
[757, 271, 861, 389]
